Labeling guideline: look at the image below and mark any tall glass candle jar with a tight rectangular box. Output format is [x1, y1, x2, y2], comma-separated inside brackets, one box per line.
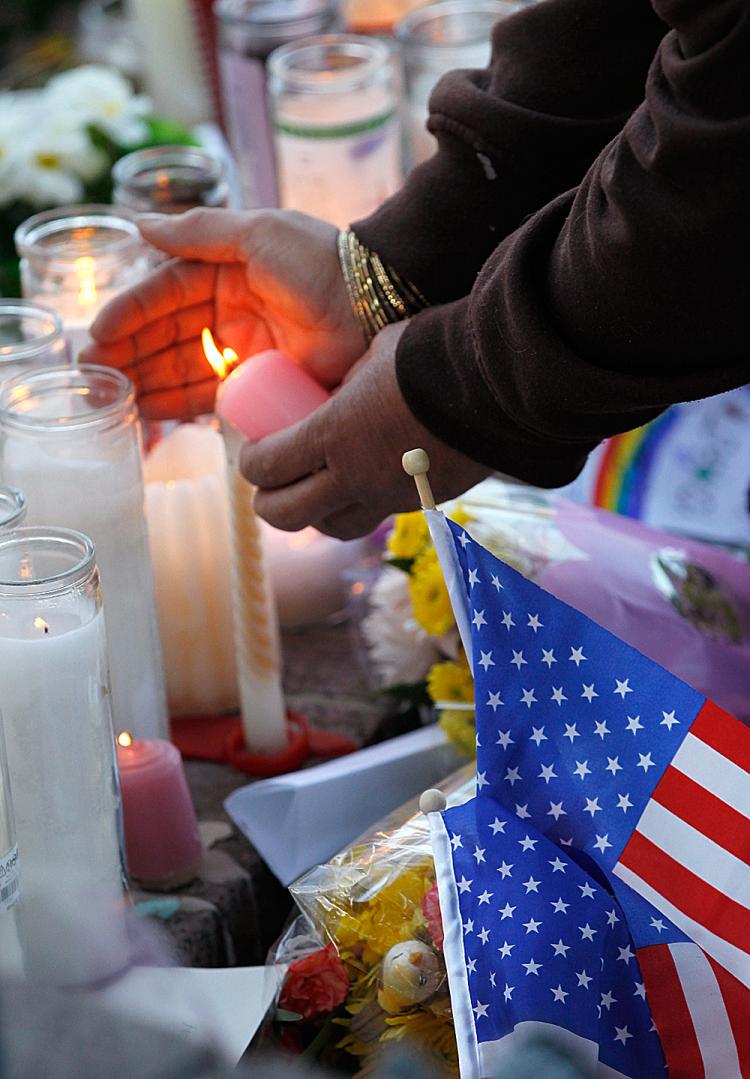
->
[396, 0, 523, 165]
[215, 0, 339, 209]
[0, 528, 126, 982]
[113, 145, 230, 213]
[15, 205, 151, 359]
[0, 366, 168, 741]
[0, 487, 25, 531]
[0, 301, 69, 386]
[268, 35, 403, 227]
[0, 707, 21, 972]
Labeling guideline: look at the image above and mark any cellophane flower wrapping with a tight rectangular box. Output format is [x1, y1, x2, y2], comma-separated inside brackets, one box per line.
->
[271, 765, 475, 1075]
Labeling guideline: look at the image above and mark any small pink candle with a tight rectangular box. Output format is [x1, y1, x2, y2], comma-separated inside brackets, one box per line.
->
[215, 350, 330, 440]
[117, 732, 202, 890]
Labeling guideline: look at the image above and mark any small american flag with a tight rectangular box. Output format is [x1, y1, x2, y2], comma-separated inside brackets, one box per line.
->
[425, 511, 750, 1076]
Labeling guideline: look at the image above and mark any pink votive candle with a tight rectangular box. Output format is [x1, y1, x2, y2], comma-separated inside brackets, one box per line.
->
[216, 350, 330, 440]
[117, 733, 202, 890]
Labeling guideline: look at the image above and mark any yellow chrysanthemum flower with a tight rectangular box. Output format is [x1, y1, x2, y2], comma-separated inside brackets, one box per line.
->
[426, 660, 474, 705]
[438, 709, 477, 760]
[409, 548, 455, 636]
[387, 511, 430, 561]
[448, 505, 471, 529]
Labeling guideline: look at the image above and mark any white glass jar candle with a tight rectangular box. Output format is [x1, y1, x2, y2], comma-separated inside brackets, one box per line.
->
[0, 528, 126, 982]
[113, 145, 230, 213]
[0, 301, 69, 387]
[0, 366, 168, 741]
[0, 706, 22, 975]
[268, 35, 403, 227]
[396, 0, 523, 166]
[14, 205, 151, 358]
[215, 0, 338, 209]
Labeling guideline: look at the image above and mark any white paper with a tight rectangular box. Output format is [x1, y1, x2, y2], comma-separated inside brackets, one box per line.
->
[94, 964, 284, 1065]
[225, 725, 463, 886]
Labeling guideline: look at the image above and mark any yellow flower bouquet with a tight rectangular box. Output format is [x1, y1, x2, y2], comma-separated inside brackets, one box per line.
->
[271, 765, 475, 1075]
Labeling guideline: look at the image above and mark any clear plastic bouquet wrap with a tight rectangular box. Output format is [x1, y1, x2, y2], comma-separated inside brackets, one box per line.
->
[360, 479, 750, 748]
[270, 766, 474, 1075]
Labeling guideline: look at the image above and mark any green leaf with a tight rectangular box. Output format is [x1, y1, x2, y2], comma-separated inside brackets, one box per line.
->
[274, 1008, 304, 1023]
[384, 557, 415, 573]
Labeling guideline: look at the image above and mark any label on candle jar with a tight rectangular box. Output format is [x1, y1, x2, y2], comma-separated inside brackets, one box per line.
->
[0, 845, 20, 910]
[274, 110, 402, 229]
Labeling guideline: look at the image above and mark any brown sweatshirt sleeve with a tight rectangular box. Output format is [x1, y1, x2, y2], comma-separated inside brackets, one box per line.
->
[354, 0, 667, 304]
[390, 0, 750, 486]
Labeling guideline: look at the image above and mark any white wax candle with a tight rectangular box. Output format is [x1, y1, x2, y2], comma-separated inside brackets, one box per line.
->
[2, 437, 167, 741]
[0, 606, 127, 982]
[144, 424, 237, 717]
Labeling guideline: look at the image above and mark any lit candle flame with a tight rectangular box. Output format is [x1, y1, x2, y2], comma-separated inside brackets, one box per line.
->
[33, 616, 49, 635]
[202, 327, 239, 381]
[75, 255, 98, 309]
[117, 731, 133, 748]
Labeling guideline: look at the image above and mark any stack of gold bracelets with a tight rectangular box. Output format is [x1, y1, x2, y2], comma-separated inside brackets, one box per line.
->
[338, 227, 429, 344]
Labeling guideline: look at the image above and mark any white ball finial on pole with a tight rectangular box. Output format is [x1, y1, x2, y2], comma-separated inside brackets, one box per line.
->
[419, 788, 447, 815]
[402, 448, 436, 510]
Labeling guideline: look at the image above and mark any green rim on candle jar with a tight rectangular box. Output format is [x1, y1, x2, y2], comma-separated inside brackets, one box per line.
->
[0, 527, 96, 598]
[0, 487, 26, 531]
[0, 301, 66, 367]
[0, 365, 134, 434]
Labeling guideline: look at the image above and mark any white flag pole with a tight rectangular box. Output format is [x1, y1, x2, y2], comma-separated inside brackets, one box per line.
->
[402, 450, 474, 667]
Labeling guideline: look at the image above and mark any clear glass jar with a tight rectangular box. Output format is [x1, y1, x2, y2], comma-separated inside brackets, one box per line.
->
[0, 705, 22, 976]
[396, 0, 524, 165]
[14, 205, 151, 359]
[215, 0, 340, 209]
[0, 301, 69, 386]
[342, 0, 425, 35]
[268, 34, 403, 228]
[113, 145, 230, 213]
[0, 366, 168, 742]
[0, 487, 25, 531]
[0, 527, 126, 982]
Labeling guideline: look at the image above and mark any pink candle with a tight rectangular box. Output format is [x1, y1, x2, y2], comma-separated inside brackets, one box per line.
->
[204, 336, 332, 758]
[117, 732, 202, 890]
[215, 349, 330, 439]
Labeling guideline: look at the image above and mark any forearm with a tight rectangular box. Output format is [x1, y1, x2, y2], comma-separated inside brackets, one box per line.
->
[395, 0, 750, 482]
[354, 0, 665, 303]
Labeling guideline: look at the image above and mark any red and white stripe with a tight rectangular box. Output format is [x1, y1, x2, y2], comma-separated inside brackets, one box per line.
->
[638, 942, 750, 1077]
[614, 701, 750, 991]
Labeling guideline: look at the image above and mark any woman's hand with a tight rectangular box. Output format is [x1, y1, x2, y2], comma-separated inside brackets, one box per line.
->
[81, 208, 366, 419]
[241, 323, 491, 539]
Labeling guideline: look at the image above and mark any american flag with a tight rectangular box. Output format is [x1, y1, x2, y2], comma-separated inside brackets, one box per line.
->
[425, 511, 750, 1077]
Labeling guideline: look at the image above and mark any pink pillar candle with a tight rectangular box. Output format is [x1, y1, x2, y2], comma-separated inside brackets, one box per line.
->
[117, 734, 202, 890]
[216, 350, 330, 440]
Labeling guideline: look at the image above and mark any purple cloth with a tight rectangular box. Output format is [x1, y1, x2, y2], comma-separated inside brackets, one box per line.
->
[539, 501, 750, 722]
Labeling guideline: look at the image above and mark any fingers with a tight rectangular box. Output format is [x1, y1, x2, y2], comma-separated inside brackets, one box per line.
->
[89, 260, 217, 343]
[240, 408, 329, 490]
[253, 470, 348, 532]
[83, 301, 213, 369]
[118, 337, 214, 398]
[137, 208, 256, 262]
[317, 504, 383, 540]
[138, 378, 218, 421]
